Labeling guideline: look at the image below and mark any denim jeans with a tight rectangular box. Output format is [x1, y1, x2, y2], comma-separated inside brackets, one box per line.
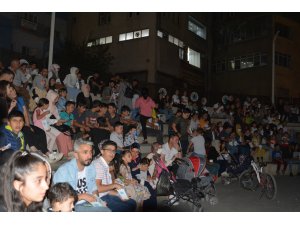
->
[100, 194, 137, 212]
[74, 201, 111, 212]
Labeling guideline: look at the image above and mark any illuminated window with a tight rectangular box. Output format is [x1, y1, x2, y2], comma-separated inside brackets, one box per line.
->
[188, 16, 206, 40]
[187, 48, 200, 68]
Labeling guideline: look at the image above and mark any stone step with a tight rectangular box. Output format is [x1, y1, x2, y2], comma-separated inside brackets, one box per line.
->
[263, 163, 300, 176]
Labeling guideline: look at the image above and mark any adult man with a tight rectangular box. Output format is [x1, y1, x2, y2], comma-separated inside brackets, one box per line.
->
[93, 140, 137, 211]
[160, 134, 182, 167]
[172, 108, 191, 156]
[53, 139, 110, 212]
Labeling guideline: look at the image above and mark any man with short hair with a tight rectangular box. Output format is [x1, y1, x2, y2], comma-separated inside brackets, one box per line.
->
[172, 108, 191, 156]
[160, 134, 182, 167]
[53, 139, 110, 212]
[106, 103, 120, 130]
[93, 140, 136, 212]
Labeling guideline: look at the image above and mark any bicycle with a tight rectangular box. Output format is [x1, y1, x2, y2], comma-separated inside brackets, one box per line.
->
[239, 160, 277, 200]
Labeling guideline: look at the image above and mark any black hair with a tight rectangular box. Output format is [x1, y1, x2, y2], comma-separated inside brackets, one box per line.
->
[0, 69, 14, 77]
[7, 110, 25, 121]
[37, 98, 49, 108]
[141, 88, 149, 99]
[58, 88, 67, 94]
[130, 142, 140, 150]
[76, 101, 87, 108]
[121, 105, 131, 113]
[101, 140, 117, 151]
[182, 108, 191, 114]
[168, 133, 179, 140]
[0, 80, 11, 99]
[140, 157, 150, 166]
[65, 101, 75, 108]
[92, 100, 102, 108]
[48, 182, 78, 206]
[0, 151, 47, 212]
[114, 121, 123, 129]
[108, 103, 117, 109]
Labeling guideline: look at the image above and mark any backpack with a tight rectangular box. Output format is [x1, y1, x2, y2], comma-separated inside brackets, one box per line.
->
[156, 169, 171, 196]
[124, 85, 134, 98]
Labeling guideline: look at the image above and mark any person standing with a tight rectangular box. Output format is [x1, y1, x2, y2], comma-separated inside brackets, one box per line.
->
[135, 88, 156, 144]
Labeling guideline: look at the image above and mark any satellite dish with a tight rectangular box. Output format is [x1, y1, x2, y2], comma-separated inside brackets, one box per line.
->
[201, 97, 207, 106]
[190, 92, 199, 102]
[222, 95, 229, 105]
[158, 88, 167, 97]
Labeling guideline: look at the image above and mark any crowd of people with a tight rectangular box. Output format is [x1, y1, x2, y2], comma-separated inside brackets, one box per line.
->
[0, 58, 300, 212]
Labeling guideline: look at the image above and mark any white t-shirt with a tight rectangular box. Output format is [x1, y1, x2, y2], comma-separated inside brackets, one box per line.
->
[191, 135, 206, 156]
[161, 143, 178, 166]
[110, 132, 124, 148]
[172, 94, 180, 105]
[76, 167, 88, 194]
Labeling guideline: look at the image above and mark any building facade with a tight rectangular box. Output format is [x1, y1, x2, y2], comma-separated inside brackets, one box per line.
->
[212, 13, 300, 102]
[68, 12, 212, 96]
[0, 12, 68, 66]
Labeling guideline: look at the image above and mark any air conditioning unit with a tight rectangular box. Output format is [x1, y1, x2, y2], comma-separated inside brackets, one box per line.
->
[134, 31, 141, 39]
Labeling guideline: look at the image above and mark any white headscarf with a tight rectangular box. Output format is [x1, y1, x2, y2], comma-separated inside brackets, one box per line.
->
[63, 67, 79, 88]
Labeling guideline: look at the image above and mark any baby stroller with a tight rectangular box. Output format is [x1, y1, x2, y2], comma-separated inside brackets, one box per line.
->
[154, 155, 217, 212]
[176, 155, 218, 206]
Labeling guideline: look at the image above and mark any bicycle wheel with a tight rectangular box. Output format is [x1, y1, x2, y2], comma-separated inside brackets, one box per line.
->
[263, 173, 277, 200]
[239, 169, 258, 190]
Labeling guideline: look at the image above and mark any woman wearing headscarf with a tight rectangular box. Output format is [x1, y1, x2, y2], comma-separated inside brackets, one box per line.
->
[29, 69, 48, 112]
[39, 90, 73, 157]
[76, 84, 93, 109]
[63, 67, 81, 101]
[48, 64, 61, 83]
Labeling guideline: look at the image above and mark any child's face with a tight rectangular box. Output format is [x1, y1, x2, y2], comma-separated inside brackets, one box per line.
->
[61, 91, 67, 98]
[53, 197, 75, 212]
[115, 125, 123, 134]
[42, 104, 49, 111]
[140, 164, 149, 172]
[122, 153, 132, 164]
[14, 163, 48, 206]
[66, 104, 75, 113]
[8, 117, 25, 134]
[130, 128, 136, 134]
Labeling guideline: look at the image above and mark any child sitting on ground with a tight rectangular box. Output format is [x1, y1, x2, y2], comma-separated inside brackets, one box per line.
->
[124, 125, 139, 148]
[47, 182, 78, 212]
[56, 88, 67, 113]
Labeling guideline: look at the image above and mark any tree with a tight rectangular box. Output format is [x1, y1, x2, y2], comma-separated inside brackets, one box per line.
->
[54, 41, 114, 80]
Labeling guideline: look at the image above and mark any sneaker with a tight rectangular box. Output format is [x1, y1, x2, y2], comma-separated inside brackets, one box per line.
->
[221, 171, 229, 177]
[47, 152, 64, 164]
[169, 195, 179, 206]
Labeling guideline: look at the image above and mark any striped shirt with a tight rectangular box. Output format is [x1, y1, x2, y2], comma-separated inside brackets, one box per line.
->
[92, 156, 112, 197]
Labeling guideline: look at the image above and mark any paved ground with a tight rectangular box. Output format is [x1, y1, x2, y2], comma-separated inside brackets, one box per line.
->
[158, 175, 300, 212]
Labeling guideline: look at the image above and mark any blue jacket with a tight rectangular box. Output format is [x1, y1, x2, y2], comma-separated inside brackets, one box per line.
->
[53, 158, 97, 195]
[0, 125, 25, 151]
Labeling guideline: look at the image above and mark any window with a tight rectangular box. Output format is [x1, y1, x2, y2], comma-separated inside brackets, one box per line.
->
[141, 29, 149, 37]
[168, 35, 174, 43]
[119, 29, 150, 42]
[179, 48, 184, 60]
[23, 13, 38, 24]
[134, 31, 141, 39]
[105, 36, 112, 44]
[187, 48, 200, 68]
[213, 52, 268, 73]
[275, 23, 290, 39]
[126, 32, 133, 40]
[275, 52, 291, 68]
[157, 30, 163, 38]
[188, 16, 206, 39]
[98, 13, 111, 25]
[119, 34, 126, 41]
